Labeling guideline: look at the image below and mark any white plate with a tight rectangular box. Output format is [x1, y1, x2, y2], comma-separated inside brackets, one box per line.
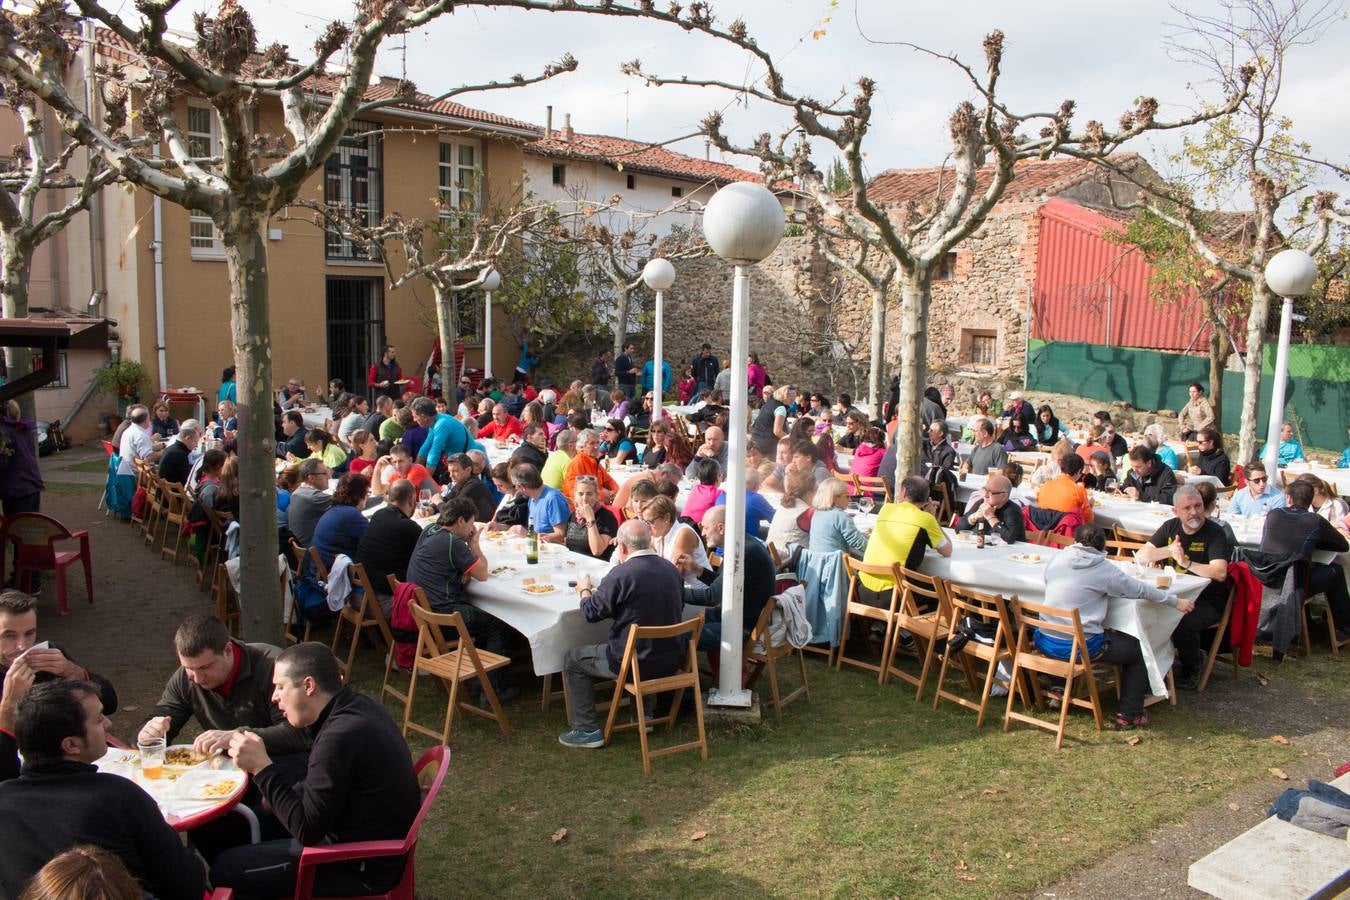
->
[174, 770, 246, 801]
[1007, 553, 1044, 565]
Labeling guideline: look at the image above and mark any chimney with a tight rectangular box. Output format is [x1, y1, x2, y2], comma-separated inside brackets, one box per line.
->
[563, 113, 573, 143]
[545, 105, 553, 139]
[705, 139, 710, 161]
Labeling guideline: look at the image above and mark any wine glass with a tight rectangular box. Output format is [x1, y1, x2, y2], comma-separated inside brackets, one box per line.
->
[857, 495, 876, 515]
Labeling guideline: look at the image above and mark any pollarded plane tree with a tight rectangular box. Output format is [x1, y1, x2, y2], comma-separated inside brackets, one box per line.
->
[618, 19, 1250, 475]
[0, 0, 578, 639]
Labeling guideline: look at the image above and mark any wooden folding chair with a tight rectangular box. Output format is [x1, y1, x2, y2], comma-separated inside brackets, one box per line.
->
[141, 472, 165, 546]
[158, 482, 191, 565]
[930, 480, 955, 523]
[130, 458, 152, 531]
[282, 539, 315, 645]
[852, 473, 892, 503]
[1302, 591, 1348, 657]
[212, 564, 241, 637]
[1042, 531, 1074, 549]
[404, 603, 512, 743]
[882, 567, 954, 701]
[744, 596, 809, 720]
[330, 563, 396, 679]
[381, 576, 420, 707]
[1198, 581, 1240, 691]
[1024, 528, 1048, 546]
[933, 586, 1022, 726]
[196, 505, 228, 592]
[1104, 538, 1144, 560]
[1112, 525, 1152, 544]
[602, 616, 708, 774]
[1003, 598, 1113, 750]
[835, 558, 903, 683]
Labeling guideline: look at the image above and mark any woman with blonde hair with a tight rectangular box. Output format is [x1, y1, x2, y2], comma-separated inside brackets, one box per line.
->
[807, 478, 868, 558]
[641, 495, 710, 587]
[19, 845, 143, 900]
[767, 468, 815, 557]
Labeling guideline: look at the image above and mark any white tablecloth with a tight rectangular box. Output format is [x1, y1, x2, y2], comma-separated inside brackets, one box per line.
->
[301, 406, 333, 430]
[1283, 462, 1350, 497]
[921, 530, 1205, 696]
[468, 536, 613, 675]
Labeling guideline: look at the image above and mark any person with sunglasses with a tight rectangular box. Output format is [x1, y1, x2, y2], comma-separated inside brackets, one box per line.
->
[1227, 461, 1286, 517]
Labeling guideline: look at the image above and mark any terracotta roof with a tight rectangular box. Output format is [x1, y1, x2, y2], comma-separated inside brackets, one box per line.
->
[867, 153, 1143, 207]
[526, 132, 763, 186]
[87, 26, 538, 135]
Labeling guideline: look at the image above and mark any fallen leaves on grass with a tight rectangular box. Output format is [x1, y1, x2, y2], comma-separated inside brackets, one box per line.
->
[1125, 734, 1142, 746]
[550, 828, 568, 844]
[957, 875, 978, 883]
[981, 788, 1001, 796]
[1271, 735, 1293, 746]
[1255, 671, 1270, 686]
[1269, 767, 1289, 781]
[689, 830, 708, 842]
[1228, 803, 1241, 812]
[954, 860, 969, 872]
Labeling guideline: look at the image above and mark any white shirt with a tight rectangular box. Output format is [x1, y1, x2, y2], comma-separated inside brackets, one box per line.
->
[655, 521, 710, 588]
[117, 424, 153, 477]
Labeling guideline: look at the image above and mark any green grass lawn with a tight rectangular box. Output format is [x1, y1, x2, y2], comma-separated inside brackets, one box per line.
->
[57, 458, 115, 474]
[344, 649, 1295, 898]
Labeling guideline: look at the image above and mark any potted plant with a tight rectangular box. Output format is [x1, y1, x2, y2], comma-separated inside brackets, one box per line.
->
[93, 359, 150, 414]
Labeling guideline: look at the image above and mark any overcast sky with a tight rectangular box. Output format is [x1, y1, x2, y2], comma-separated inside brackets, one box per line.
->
[161, 0, 1349, 201]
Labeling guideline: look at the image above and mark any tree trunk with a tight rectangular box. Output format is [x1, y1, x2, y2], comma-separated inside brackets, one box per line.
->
[611, 285, 630, 361]
[434, 283, 457, 406]
[1207, 313, 1228, 434]
[893, 273, 931, 478]
[867, 284, 886, 417]
[1236, 282, 1272, 465]
[225, 225, 281, 642]
[1, 241, 38, 428]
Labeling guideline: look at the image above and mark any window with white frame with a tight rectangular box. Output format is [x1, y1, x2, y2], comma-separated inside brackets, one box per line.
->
[186, 103, 224, 259]
[324, 121, 383, 262]
[437, 139, 481, 228]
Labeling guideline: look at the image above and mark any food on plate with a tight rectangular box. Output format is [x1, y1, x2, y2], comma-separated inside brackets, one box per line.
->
[485, 532, 507, 542]
[200, 779, 238, 798]
[523, 583, 557, 594]
[522, 577, 534, 586]
[165, 747, 206, 767]
[1007, 553, 1043, 563]
[490, 566, 517, 576]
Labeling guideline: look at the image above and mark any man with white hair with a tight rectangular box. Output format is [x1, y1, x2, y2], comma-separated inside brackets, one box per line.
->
[1142, 423, 1180, 470]
[158, 422, 201, 485]
[1002, 391, 1034, 424]
[541, 429, 576, 491]
[559, 520, 686, 749]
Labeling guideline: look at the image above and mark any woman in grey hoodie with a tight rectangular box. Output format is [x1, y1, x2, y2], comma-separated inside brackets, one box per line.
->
[1038, 524, 1195, 730]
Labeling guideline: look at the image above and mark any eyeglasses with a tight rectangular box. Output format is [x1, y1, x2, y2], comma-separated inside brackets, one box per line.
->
[1248, 476, 1267, 484]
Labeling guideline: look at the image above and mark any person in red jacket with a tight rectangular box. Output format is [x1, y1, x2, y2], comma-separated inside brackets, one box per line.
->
[367, 345, 405, 400]
[476, 403, 523, 442]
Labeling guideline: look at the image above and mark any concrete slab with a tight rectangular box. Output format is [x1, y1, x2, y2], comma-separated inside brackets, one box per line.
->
[703, 692, 762, 725]
[1188, 772, 1350, 899]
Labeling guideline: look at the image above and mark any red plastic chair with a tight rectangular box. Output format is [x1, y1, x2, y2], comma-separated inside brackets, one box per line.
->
[101, 439, 116, 458]
[292, 745, 449, 900]
[2, 513, 94, 615]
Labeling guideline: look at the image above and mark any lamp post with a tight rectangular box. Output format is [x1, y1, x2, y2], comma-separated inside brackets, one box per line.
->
[480, 267, 501, 380]
[1260, 249, 1318, 474]
[642, 258, 676, 417]
[702, 182, 785, 708]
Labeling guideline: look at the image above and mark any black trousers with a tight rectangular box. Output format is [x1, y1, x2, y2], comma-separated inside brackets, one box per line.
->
[1171, 594, 1225, 674]
[1096, 631, 1148, 717]
[209, 838, 405, 899]
[1310, 562, 1350, 624]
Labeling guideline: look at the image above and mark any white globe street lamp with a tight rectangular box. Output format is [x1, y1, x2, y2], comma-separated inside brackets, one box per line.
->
[1260, 249, 1318, 474]
[701, 182, 785, 709]
[643, 258, 677, 416]
[480, 267, 502, 379]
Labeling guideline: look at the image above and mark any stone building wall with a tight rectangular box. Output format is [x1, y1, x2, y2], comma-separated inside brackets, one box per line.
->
[658, 199, 1047, 401]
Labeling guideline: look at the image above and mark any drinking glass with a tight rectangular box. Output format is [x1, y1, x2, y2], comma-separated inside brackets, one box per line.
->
[138, 737, 166, 780]
[857, 495, 876, 514]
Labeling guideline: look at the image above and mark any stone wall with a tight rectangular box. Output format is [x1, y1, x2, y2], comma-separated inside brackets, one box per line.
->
[657, 200, 1044, 401]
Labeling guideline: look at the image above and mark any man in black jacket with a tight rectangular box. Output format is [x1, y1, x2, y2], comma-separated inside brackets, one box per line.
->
[510, 422, 550, 472]
[1, 590, 116, 782]
[441, 453, 497, 523]
[1261, 480, 1350, 641]
[954, 474, 1026, 544]
[682, 506, 776, 656]
[0, 681, 205, 898]
[558, 520, 686, 749]
[1122, 445, 1178, 505]
[276, 410, 309, 460]
[214, 643, 420, 897]
[355, 479, 423, 614]
[615, 341, 637, 398]
[692, 343, 719, 395]
[157, 423, 200, 485]
[922, 420, 958, 474]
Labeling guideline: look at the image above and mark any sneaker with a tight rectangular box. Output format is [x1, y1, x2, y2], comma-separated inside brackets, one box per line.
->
[1114, 711, 1149, 731]
[558, 728, 605, 749]
[1176, 668, 1203, 691]
[895, 629, 915, 650]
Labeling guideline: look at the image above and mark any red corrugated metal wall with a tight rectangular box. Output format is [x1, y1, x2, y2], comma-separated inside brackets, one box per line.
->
[1031, 198, 1242, 352]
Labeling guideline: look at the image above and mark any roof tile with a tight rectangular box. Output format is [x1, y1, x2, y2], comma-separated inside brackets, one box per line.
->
[527, 132, 762, 186]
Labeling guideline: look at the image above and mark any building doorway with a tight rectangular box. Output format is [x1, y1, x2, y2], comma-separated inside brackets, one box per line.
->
[326, 276, 384, 401]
